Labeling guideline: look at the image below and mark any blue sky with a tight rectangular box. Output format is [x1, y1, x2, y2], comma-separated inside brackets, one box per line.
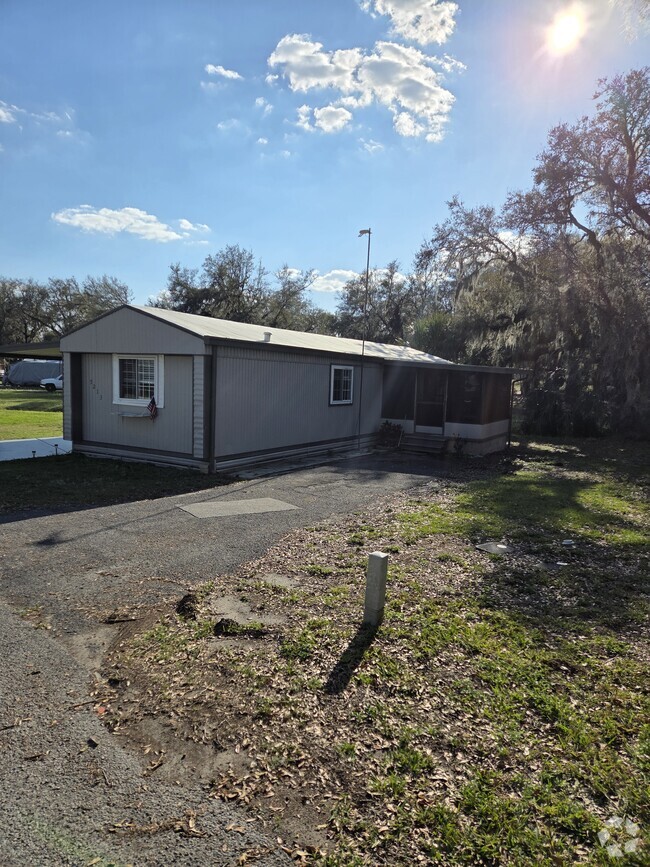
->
[1, 0, 648, 312]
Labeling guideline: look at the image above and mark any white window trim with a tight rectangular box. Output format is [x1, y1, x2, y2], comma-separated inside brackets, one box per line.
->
[330, 364, 354, 405]
[112, 354, 165, 408]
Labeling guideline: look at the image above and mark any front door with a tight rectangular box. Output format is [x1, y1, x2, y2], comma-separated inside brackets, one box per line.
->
[415, 370, 445, 432]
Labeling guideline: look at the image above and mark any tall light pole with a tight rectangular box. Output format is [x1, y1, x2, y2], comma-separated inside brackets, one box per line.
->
[357, 228, 371, 452]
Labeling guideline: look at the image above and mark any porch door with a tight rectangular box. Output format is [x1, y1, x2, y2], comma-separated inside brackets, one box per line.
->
[415, 370, 445, 433]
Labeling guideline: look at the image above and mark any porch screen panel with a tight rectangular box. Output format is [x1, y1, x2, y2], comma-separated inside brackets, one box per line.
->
[446, 372, 483, 424]
[482, 374, 511, 423]
[416, 370, 445, 427]
[382, 367, 415, 419]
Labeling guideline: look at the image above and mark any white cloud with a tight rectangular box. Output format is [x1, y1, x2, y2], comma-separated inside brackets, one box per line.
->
[359, 0, 458, 46]
[257, 137, 269, 145]
[314, 105, 353, 132]
[0, 103, 18, 124]
[498, 230, 533, 255]
[361, 42, 456, 140]
[280, 267, 304, 281]
[52, 206, 184, 242]
[296, 105, 352, 133]
[268, 35, 460, 142]
[37, 110, 66, 124]
[255, 96, 273, 115]
[258, 147, 293, 161]
[265, 73, 279, 85]
[432, 53, 465, 73]
[360, 138, 384, 153]
[217, 118, 243, 131]
[178, 218, 210, 233]
[377, 266, 408, 282]
[311, 269, 359, 293]
[296, 104, 314, 131]
[0, 100, 75, 126]
[204, 63, 243, 80]
[393, 110, 423, 137]
[269, 35, 362, 93]
[0, 99, 83, 142]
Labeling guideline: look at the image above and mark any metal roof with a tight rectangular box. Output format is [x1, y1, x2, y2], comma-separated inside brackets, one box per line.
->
[133, 305, 454, 364]
[61, 305, 521, 374]
[0, 341, 62, 360]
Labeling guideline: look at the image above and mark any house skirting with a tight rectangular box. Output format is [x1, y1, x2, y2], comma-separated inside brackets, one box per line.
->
[71, 442, 210, 473]
[71, 432, 376, 475]
[212, 432, 376, 472]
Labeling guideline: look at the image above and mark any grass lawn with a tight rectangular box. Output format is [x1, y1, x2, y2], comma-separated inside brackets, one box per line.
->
[0, 388, 63, 440]
[103, 437, 649, 865]
[0, 452, 230, 514]
[0, 387, 232, 512]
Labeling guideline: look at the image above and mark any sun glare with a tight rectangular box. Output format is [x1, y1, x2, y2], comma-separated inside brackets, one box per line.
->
[547, 6, 586, 55]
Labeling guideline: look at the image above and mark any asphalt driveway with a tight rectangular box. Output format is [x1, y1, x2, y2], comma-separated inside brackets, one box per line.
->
[0, 452, 442, 865]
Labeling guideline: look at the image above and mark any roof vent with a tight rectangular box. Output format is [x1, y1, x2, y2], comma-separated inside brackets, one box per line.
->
[263, 331, 272, 342]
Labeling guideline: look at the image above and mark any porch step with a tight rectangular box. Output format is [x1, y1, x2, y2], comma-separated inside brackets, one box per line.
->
[400, 433, 448, 456]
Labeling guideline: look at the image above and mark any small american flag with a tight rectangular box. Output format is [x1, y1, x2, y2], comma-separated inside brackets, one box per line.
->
[147, 396, 158, 420]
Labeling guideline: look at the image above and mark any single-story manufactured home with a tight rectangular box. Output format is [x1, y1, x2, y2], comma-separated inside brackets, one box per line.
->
[59, 305, 517, 472]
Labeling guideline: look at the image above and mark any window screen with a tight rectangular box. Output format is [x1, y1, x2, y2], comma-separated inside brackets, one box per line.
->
[330, 365, 354, 404]
[119, 357, 155, 401]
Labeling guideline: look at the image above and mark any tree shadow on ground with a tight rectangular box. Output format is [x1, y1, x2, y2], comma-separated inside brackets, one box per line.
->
[462, 439, 649, 634]
[511, 435, 650, 490]
[474, 541, 648, 635]
[456, 470, 646, 547]
[0, 453, 233, 524]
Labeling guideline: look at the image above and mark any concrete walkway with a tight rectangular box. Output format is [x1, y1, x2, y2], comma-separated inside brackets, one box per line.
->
[0, 437, 72, 462]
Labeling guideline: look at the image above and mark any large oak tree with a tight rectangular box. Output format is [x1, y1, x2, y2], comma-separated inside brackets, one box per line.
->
[414, 68, 650, 435]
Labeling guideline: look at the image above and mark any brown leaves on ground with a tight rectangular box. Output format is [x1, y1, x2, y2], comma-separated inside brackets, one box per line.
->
[101, 444, 649, 865]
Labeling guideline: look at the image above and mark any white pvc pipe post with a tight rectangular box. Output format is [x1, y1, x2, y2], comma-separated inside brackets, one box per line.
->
[364, 552, 389, 626]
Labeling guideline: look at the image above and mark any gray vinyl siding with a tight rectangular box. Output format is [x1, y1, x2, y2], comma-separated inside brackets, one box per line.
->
[81, 354, 194, 454]
[213, 347, 383, 458]
[192, 356, 205, 459]
[62, 353, 72, 440]
[62, 306, 206, 356]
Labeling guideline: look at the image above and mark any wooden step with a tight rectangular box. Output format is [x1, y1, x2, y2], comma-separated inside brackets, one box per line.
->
[400, 433, 448, 455]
